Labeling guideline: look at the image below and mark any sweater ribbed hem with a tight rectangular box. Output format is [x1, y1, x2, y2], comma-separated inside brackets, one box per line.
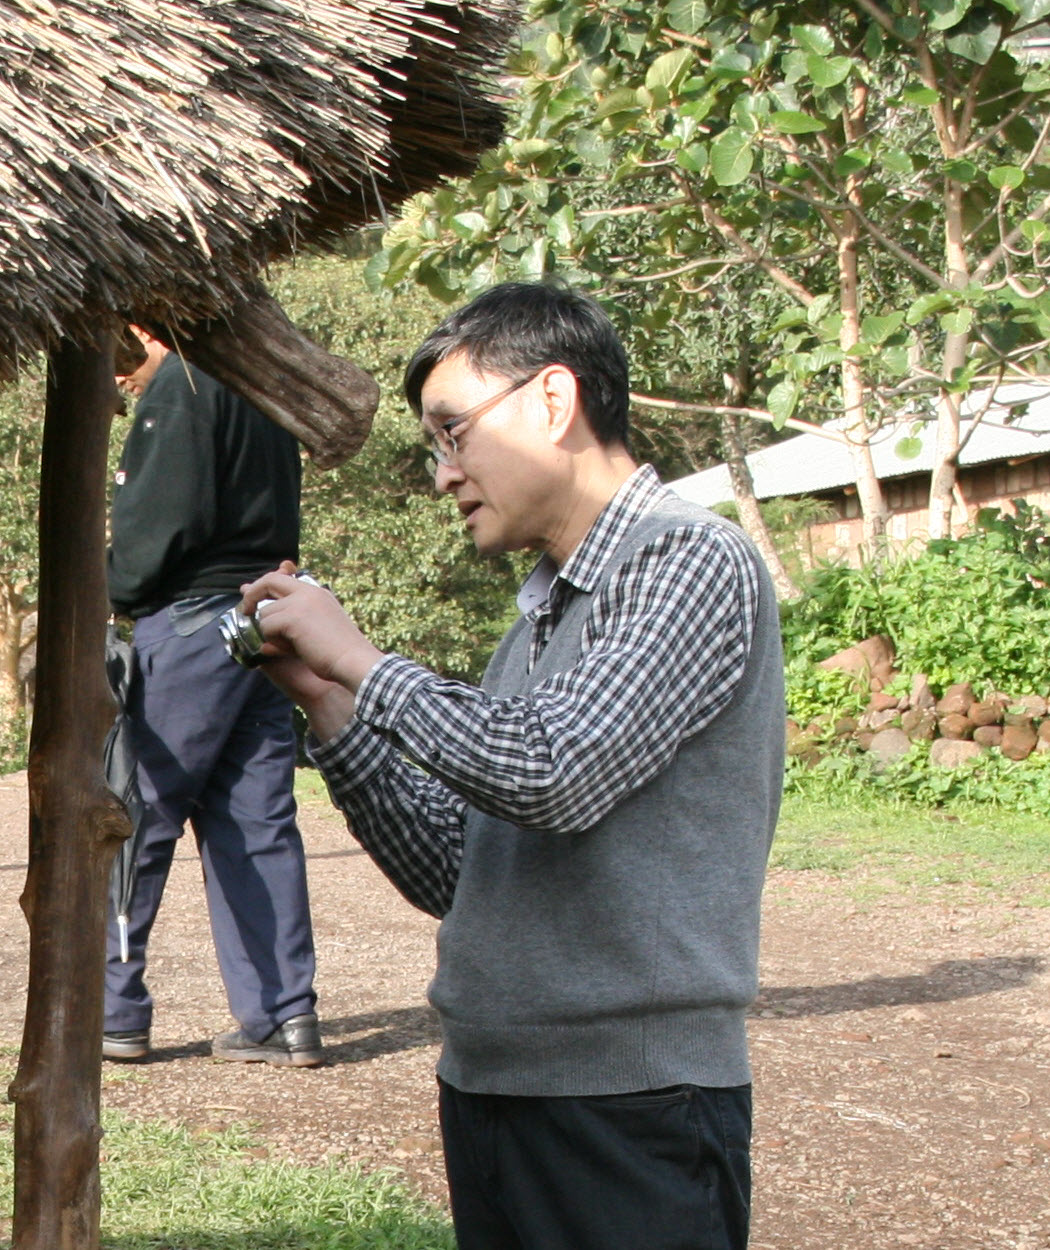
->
[434, 1007, 751, 1096]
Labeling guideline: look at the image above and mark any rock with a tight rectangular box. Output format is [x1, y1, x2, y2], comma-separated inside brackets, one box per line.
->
[859, 707, 900, 732]
[832, 716, 858, 739]
[973, 724, 1003, 749]
[867, 727, 912, 768]
[910, 673, 936, 710]
[969, 700, 1004, 727]
[869, 691, 900, 712]
[935, 682, 976, 716]
[1003, 706, 1035, 727]
[900, 707, 936, 741]
[818, 634, 896, 691]
[938, 712, 974, 740]
[1017, 694, 1048, 718]
[930, 738, 983, 767]
[1001, 723, 1037, 761]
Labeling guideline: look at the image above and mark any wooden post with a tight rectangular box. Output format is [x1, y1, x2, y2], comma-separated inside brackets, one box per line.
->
[10, 334, 129, 1250]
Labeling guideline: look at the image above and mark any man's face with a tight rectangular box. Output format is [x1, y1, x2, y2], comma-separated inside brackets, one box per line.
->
[420, 351, 559, 557]
[116, 331, 167, 397]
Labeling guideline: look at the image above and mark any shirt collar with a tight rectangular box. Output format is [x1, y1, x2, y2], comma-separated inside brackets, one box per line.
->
[516, 464, 667, 613]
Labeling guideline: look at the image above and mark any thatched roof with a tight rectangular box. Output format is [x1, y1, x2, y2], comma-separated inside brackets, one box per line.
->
[0, 0, 518, 380]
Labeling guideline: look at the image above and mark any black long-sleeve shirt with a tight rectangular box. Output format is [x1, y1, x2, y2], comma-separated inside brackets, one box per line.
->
[108, 352, 301, 618]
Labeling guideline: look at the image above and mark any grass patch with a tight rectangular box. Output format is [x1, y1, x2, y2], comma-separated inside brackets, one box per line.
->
[0, 1095, 454, 1250]
[295, 765, 333, 808]
[775, 792, 1050, 905]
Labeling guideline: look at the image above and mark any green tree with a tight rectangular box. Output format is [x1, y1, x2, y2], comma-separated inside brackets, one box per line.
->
[0, 368, 43, 720]
[374, 0, 1050, 550]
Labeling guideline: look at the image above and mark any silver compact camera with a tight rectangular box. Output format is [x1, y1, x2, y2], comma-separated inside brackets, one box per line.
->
[219, 571, 322, 668]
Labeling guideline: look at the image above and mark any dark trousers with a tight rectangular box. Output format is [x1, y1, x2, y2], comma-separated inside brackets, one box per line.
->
[105, 604, 317, 1041]
[439, 1080, 752, 1250]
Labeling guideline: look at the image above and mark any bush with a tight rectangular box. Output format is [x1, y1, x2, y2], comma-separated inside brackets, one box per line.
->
[781, 501, 1050, 696]
[781, 503, 1050, 810]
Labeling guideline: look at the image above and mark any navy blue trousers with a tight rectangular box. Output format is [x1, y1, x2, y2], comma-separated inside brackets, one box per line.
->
[105, 603, 317, 1041]
[439, 1080, 752, 1250]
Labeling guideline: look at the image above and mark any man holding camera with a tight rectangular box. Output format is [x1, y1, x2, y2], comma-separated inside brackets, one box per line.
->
[239, 282, 783, 1248]
[102, 326, 322, 1068]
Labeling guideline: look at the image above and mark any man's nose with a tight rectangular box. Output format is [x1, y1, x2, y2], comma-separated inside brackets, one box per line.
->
[433, 460, 464, 493]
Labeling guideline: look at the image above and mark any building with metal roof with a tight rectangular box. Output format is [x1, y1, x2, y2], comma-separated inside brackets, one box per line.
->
[670, 384, 1050, 563]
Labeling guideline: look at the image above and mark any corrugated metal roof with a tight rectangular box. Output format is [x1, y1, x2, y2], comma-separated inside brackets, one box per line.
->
[670, 384, 1050, 507]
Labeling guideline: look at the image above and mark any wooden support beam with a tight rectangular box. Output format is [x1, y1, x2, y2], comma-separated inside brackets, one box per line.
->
[167, 285, 380, 469]
[10, 334, 130, 1250]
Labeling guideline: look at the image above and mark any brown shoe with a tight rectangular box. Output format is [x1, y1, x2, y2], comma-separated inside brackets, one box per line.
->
[211, 1012, 323, 1068]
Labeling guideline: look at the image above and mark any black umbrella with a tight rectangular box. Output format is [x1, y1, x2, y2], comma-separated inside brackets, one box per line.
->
[103, 620, 144, 962]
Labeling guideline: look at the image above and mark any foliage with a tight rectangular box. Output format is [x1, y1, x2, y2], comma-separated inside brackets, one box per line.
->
[781, 503, 1050, 694]
[0, 1087, 456, 1248]
[784, 654, 866, 728]
[0, 368, 44, 716]
[714, 492, 835, 582]
[268, 253, 529, 680]
[785, 740, 1050, 820]
[374, 0, 1050, 539]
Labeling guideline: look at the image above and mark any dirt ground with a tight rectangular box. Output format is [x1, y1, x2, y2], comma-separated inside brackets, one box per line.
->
[0, 768, 1047, 1249]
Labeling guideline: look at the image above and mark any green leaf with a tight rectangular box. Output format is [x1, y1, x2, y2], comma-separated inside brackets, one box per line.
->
[710, 48, 752, 79]
[677, 142, 708, 174]
[894, 435, 924, 460]
[861, 311, 907, 343]
[989, 165, 1025, 191]
[790, 23, 835, 56]
[646, 48, 695, 93]
[450, 211, 488, 241]
[906, 291, 956, 324]
[808, 54, 852, 88]
[770, 111, 826, 135]
[547, 204, 576, 248]
[940, 307, 975, 335]
[925, 0, 973, 31]
[767, 380, 801, 426]
[517, 236, 549, 280]
[666, 0, 709, 36]
[901, 83, 940, 106]
[882, 147, 915, 177]
[1015, 0, 1050, 19]
[806, 293, 837, 325]
[710, 128, 754, 185]
[834, 148, 872, 177]
[1021, 218, 1050, 244]
[593, 88, 641, 121]
[943, 157, 978, 183]
[945, 14, 1002, 63]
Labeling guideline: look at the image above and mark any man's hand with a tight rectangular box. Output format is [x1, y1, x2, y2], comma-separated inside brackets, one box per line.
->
[238, 562, 386, 736]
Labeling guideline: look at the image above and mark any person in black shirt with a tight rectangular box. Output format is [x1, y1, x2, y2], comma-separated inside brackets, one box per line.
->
[103, 326, 322, 1068]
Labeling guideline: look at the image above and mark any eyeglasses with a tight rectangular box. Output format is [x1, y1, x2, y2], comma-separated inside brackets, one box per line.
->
[423, 371, 541, 474]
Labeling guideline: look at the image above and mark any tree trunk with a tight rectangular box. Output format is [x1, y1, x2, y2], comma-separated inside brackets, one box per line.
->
[928, 181, 971, 540]
[838, 201, 887, 555]
[718, 346, 799, 600]
[161, 285, 380, 469]
[10, 335, 130, 1250]
[719, 414, 798, 599]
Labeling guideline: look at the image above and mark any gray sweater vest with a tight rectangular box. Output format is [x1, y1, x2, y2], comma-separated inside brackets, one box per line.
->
[431, 496, 784, 1095]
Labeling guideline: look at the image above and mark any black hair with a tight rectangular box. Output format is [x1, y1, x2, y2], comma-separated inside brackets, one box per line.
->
[403, 280, 630, 446]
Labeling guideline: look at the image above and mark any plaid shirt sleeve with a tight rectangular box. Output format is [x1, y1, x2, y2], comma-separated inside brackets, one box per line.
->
[309, 722, 466, 917]
[334, 521, 760, 852]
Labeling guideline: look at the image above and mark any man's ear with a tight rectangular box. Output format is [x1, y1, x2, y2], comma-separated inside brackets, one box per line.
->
[540, 365, 584, 446]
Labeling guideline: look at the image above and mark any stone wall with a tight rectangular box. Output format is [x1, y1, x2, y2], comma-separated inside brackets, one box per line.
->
[787, 634, 1050, 768]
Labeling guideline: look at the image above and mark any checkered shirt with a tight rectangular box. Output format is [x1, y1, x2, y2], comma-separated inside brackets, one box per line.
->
[311, 464, 761, 918]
